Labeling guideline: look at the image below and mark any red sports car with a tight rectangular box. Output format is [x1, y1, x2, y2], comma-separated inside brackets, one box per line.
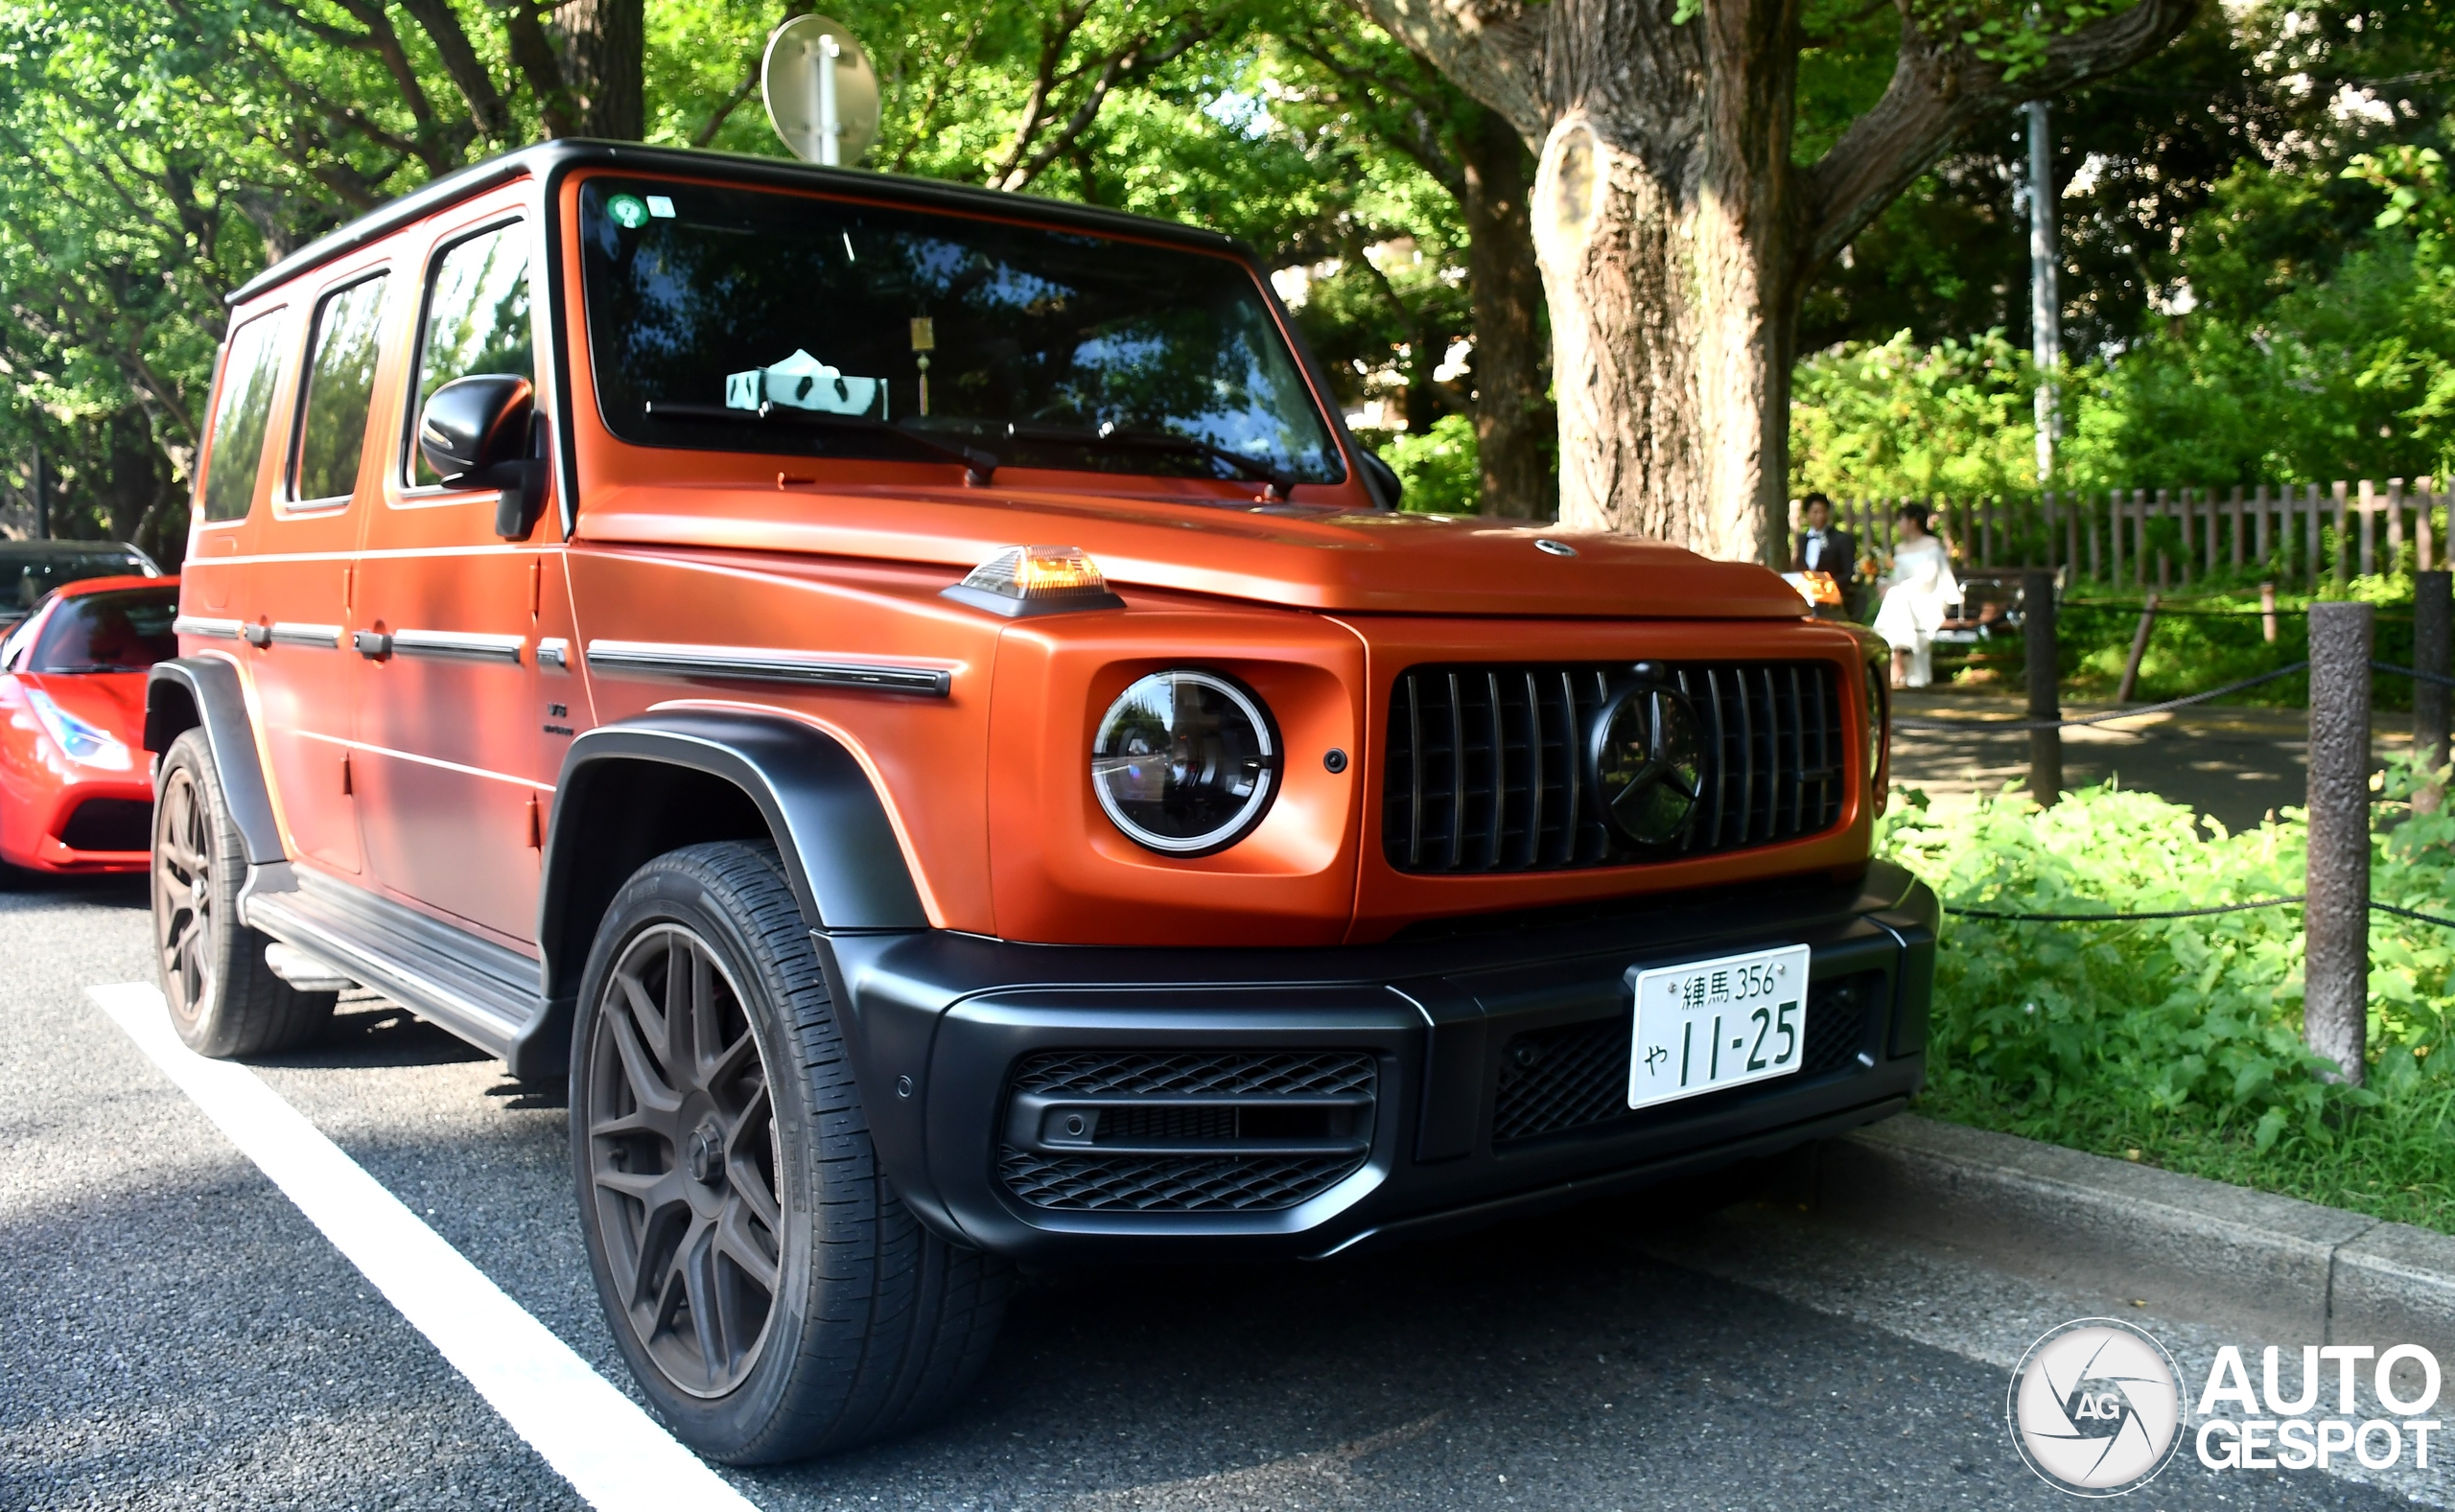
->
[0, 574, 179, 874]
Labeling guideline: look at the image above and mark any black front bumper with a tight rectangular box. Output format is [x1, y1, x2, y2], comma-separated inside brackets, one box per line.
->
[817, 861, 1936, 1264]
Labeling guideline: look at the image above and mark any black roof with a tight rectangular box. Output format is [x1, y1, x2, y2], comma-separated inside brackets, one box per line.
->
[230, 140, 1250, 306]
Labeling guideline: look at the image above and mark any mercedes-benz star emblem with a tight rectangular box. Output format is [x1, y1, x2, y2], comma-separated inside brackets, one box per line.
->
[1588, 682, 1705, 845]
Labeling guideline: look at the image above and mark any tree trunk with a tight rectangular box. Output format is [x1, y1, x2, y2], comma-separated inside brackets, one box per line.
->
[1349, 0, 2194, 564]
[551, 0, 644, 139]
[1460, 107, 1553, 521]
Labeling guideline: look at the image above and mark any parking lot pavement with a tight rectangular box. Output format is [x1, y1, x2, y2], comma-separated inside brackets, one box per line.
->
[0, 876, 2425, 1510]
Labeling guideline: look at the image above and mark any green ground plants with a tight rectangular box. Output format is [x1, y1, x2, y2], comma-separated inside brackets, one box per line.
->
[1882, 758, 2455, 1230]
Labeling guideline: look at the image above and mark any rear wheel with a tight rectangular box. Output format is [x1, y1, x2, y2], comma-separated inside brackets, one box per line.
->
[571, 841, 1010, 1462]
[152, 729, 335, 1057]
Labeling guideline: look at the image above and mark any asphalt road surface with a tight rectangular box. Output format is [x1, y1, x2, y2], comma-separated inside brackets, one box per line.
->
[0, 872, 2429, 1511]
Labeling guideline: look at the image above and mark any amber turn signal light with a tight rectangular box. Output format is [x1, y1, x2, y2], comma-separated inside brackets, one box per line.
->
[942, 545, 1128, 617]
[1782, 570, 1843, 608]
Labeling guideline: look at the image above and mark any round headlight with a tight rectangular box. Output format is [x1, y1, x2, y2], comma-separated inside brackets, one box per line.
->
[1091, 670, 1280, 854]
[1590, 682, 1705, 847]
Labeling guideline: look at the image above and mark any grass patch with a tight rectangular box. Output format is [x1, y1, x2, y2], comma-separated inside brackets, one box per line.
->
[1882, 757, 2455, 1230]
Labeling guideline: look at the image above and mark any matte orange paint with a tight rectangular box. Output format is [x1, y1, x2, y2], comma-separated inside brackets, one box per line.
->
[181, 158, 1878, 951]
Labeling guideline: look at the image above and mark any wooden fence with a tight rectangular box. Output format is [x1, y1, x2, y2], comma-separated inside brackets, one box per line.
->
[1818, 480, 2447, 586]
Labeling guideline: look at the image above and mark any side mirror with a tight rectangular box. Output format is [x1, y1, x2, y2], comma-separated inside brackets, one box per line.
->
[418, 374, 549, 540]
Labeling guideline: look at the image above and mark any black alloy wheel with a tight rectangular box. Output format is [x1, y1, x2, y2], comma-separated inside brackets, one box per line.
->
[571, 841, 1011, 1462]
[153, 752, 215, 1023]
[584, 922, 784, 1397]
[151, 729, 333, 1058]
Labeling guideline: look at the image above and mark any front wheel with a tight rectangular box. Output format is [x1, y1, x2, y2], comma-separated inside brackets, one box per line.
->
[570, 841, 1009, 1462]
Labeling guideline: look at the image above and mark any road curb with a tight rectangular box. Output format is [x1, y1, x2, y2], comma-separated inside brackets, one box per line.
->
[1810, 1113, 2455, 1355]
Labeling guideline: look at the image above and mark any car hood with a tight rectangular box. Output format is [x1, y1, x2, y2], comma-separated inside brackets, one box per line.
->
[577, 482, 1808, 618]
[12, 670, 149, 739]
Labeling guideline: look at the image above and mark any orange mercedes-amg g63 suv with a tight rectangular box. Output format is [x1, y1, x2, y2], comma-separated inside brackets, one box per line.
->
[148, 140, 1932, 1463]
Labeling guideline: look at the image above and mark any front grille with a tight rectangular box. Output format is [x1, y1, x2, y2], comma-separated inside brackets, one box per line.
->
[1000, 1049, 1377, 1214]
[1490, 970, 1883, 1146]
[1011, 1050, 1376, 1100]
[997, 1148, 1363, 1212]
[1383, 662, 1848, 874]
[58, 798, 152, 852]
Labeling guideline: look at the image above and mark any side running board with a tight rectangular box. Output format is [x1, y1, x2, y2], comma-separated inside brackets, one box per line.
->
[243, 866, 545, 1062]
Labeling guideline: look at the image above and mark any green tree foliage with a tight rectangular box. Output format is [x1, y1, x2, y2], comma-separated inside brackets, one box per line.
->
[0, 0, 1540, 547]
[1790, 330, 2043, 500]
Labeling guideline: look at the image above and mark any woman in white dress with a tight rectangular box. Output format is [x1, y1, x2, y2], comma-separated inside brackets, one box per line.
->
[1872, 502, 1959, 688]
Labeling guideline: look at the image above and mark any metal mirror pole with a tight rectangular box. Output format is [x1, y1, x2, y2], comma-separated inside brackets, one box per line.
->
[2023, 569, 2062, 805]
[2305, 601, 2373, 1084]
[815, 35, 841, 166]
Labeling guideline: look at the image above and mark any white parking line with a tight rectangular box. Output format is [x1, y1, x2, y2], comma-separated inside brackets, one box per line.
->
[89, 983, 761, 1512]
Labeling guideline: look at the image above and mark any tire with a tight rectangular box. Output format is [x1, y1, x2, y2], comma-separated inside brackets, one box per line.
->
[152, 728, 336, 1057]
[570, 841, 1010, 1463]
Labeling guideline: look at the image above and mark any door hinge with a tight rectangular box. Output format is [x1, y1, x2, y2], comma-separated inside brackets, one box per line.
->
[526, 792, 544, 849]
[528, 559, 542, 619]
[339, 751, 353, 797]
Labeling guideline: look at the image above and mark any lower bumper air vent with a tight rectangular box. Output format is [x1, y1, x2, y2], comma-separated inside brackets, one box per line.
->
[1490, 970, 1884, 1147]
[998, 1049, 1377, 1213]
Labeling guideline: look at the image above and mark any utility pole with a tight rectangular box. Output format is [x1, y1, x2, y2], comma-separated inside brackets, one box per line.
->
[2026, 99, 2060, 487]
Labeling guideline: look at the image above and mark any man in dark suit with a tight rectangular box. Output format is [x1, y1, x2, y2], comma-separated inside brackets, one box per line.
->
[1791, 493, 1859, 616]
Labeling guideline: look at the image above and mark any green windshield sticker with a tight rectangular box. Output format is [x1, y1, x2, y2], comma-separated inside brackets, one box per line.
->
[606, 195, 649, 230]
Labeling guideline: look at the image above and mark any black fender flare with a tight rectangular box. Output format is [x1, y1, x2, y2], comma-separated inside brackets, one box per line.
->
[145, 657, 287, 867]
[525, 710, 932, 1075]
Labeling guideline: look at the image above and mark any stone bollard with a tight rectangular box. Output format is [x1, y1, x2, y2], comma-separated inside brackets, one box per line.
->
[2305, 602, 2373, 1085]
[2022, 570, 2063, 806]
[2418, 570, 2451, 813]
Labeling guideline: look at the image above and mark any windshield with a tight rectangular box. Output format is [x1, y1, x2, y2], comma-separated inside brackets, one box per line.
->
[578, 178, 1344, 485]
[1, 548, 153, 613]
[28, 587, 179, 673]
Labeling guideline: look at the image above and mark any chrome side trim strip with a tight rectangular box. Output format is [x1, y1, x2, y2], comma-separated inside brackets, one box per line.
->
[388, 629, 526, 663]
[268, 622, 345, 648]
[174, 616, 244, 640]
[585, 640, 952, 696]
[536, 637, 571, 672]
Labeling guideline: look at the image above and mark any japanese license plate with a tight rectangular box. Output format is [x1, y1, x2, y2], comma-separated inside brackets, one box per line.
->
[1625, 944, 1812, 1111]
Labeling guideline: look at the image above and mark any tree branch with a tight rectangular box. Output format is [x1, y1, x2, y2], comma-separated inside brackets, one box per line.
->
[1798, 0, 2199, 275]
[1343, 0, 1548, 143]
[395, 0, 512, 139]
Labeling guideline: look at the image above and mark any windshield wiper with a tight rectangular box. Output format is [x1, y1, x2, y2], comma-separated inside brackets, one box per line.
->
[643, 401, 998, 485]
[1002, 424, 1297, 500]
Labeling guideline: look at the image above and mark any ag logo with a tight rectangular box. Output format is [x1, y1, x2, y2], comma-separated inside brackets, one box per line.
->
[2008, 1318, 2186, 1497]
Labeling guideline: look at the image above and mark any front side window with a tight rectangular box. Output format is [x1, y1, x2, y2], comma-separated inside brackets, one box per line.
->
[29, 587, 180, 672]
[410, 221, 533, 485]
[201, 311, 288, 522]
[579, 179, 1344, 485]
[293, 273, 389, 504]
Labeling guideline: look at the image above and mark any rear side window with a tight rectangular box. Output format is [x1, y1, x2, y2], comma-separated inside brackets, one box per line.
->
[410, 222, 532, 485]
[293, 273, 389, 504]
[30, 588, 180, 672]
[201, 311, 288, 522]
